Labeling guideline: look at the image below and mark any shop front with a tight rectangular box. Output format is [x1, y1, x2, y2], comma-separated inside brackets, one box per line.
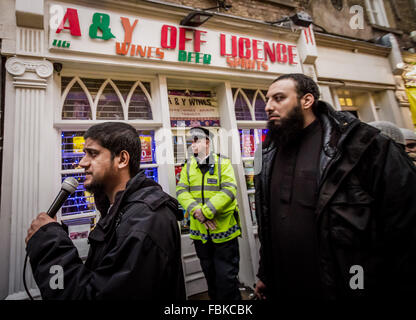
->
[0, 0, 408, 299]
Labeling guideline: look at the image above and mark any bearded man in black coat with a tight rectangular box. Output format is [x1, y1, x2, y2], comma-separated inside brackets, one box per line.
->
[254, 74, 416, 300]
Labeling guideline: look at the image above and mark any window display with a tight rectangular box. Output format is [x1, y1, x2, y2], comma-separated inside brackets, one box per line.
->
[60, 130, 158, 230]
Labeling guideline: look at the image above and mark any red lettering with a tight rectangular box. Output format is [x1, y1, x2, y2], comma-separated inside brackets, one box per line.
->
[179, 28, 193, 51]
[264, 42, 276, 63]
[288, 45, 298, 65]
[161, 25, 177, 49]
[276, 43, 288, 63]
[56, 8, 81, 36]
[194, 30, 207, 52]
[239, 38, 251, 59]
[252, 40, 262, 60]
[220, 34, 237, 57]
[120, 17, 138, 44]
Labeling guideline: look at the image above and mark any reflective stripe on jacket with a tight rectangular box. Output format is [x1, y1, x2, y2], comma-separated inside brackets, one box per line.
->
[176, 153, 241, 243]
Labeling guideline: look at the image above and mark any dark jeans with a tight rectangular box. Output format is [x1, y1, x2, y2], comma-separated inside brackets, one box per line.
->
[194, 237, 241, 300]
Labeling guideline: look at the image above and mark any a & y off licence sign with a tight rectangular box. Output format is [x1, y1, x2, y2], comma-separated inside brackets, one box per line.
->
[49, 2, 302, 74]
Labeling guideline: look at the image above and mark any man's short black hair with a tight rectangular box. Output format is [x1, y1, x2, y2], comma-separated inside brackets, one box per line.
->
[84, 122, 141, 177]
[190, 126, 211, 140]
[273, 73, 320, 113]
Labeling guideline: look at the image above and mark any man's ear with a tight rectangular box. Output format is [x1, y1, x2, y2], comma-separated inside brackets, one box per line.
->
[301, 93, 315, 111]
[118, 150, 130, 170]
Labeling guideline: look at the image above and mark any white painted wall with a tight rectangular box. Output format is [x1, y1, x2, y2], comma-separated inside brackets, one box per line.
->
[316, 47, 396, 85]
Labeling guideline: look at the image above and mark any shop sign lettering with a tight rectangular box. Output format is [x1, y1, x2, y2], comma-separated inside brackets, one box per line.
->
[51, 5, 300, 71]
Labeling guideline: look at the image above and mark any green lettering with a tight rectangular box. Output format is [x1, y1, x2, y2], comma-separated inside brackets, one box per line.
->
[89, 13, 115, 40]
[203, 54, 211, 65]
[178, 50, 187, 62]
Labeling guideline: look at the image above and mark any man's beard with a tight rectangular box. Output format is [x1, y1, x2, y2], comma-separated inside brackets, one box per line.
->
[267, 103, 305, 148]
[84, 177, 106, 195]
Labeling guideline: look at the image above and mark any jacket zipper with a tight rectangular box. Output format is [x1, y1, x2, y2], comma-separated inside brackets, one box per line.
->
[201, 170, 209, 235]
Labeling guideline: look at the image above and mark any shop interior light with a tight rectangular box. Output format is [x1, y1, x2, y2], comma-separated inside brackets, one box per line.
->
[180, 1, 232, 27]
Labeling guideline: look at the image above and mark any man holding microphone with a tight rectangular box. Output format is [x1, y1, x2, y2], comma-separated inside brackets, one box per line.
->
[25, 122, 185, 300]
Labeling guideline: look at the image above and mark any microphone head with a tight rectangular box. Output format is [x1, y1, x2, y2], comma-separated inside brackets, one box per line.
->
[62, 177, 79, 194]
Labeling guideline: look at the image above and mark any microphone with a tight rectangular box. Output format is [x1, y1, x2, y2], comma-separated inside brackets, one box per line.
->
[47, 177, 79, 218]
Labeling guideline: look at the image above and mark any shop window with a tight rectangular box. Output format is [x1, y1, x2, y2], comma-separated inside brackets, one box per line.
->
[233, 88, 268, 121]
[60, 130, 158, 227]
[233, 87, 268, 229]
[96, 81, 124, 120]
[168, 89, 219, 127]
[62, 81, 92, 120]
[365, 0, 389, 27]
[61, 77, 153, 121]
[337, 89, 360, 118]
[81, 78, 106, 101]
[128, 82, 153, 120]
[234, 89, 253, 121]
[254, 91, 268, 121]
[239, 129, 268, 226]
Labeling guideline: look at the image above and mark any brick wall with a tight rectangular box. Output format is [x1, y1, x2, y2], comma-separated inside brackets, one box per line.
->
[154, 0, 416, 48]
[163, 0, 302, 21]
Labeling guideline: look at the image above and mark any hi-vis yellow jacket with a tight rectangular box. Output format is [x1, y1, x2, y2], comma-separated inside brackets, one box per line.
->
[176, 153, 241, 243]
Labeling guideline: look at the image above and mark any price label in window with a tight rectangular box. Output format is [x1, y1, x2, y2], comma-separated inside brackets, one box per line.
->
[242, 130, 254, 157]
[73, 136, 85, 153]
[140, 136, 153, 163]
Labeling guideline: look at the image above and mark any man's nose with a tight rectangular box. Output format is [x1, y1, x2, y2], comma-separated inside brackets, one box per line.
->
[79, 155, 88, 168]
[265, 99, 273, 113]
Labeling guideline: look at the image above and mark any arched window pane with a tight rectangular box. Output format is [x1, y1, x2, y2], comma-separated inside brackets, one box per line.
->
[244, 89, 256, 105]
[81, 78, 106, 101]
[143, 82, 151, 97]
[61, 77, 73, 95]
[254, 95, 267, 121]
[234, 91, 252, 121]
[96, 83, 124, 120]
[113, 80, 135, 102]
[62, 82, 92, 120]
[128, 84, 152, 120]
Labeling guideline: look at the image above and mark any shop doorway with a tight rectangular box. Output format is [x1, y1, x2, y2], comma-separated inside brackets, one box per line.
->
[168, 87, 221, 297]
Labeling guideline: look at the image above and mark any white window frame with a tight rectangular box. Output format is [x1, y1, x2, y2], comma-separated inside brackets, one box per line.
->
[56, 73, 162, 224]
[365, 0, 390, 27]
[233, 87, 268, 124]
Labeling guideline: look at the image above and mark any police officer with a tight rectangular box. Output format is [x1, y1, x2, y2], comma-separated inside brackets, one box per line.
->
[176, 127, 241, 300]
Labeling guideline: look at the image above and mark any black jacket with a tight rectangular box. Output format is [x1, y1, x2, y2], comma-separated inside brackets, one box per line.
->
[255, 101, 416, 299]
[27, 171, 186, 300]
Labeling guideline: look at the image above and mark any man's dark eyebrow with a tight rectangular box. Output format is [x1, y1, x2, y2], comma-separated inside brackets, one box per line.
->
[83, 147, 99, 153]
[266, 91, 285, 98]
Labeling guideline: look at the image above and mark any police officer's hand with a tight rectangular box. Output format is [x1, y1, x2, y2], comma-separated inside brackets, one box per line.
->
[204, 220, 216, 231]
[193, 209, 207, 223]
[25, 212, 56, 245]
[254, 280, 267, 300]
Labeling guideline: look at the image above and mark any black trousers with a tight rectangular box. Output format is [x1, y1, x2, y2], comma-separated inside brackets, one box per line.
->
[194, 237, 241, 300]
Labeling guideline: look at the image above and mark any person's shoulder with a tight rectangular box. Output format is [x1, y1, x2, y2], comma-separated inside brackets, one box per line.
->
[217, 153, 231, 163]
[116, 196, 178, 237]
